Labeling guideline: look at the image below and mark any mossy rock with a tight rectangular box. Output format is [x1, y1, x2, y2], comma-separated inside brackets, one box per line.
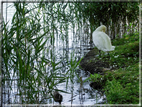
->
[80, 48, 109, 74]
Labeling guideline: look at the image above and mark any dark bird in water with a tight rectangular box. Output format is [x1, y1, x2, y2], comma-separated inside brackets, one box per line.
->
[53, 91, 63, 104]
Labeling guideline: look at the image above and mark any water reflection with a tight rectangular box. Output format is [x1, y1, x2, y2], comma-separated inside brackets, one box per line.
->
[2, 4, 106, 105]
[2, 27, 106, 105]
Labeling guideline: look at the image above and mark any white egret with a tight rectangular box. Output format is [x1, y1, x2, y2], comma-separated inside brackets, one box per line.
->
[92, 25, 115, 56]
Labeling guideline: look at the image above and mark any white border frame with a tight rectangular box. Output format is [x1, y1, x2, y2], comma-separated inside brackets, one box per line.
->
[0, 0, 141, 107]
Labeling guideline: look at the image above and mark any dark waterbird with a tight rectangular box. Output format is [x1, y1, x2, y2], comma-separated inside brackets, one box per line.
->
[53, 91, 63, 104]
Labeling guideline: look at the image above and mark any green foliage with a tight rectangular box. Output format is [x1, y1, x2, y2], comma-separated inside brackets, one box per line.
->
[86, 32, 139, 104]
[103, 32, 139, 68]
[100, 32, 139, 104]
[78, 2, 139, 26]
[66, 52, 83, 86]
[2, 2, 81, 104]
[75, 2, 139, 39]
[104, 78, 127, 104]
[104, 63, 139, 104]
[112, 32, 139, 45]
[84, 73, 102, 83]
[2, 1, 140, 104]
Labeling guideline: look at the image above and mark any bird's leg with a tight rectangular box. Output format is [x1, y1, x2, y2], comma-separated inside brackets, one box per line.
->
[99, 50, 101, 57]
[107, 52, 111, 68]
[107, 52, 110, 58]
[108, 52, 109, 56]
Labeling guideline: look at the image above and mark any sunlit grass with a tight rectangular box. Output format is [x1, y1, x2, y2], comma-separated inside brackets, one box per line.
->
[88, 32, 139, 104]
[101, 33, 139, 69]
[103, 32, 139, 104]
[104, 63, 139, 104]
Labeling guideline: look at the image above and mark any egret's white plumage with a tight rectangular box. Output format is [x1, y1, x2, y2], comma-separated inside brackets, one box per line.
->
[92, 25, 115, 52]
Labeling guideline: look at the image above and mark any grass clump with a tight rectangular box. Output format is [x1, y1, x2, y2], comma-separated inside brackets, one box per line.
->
[103, 33, 139, 69]
[103, 32, 139, 104]
[104, 78, 127, 104]
[89, 32, 139, 104]
[104, 63, 139, 104]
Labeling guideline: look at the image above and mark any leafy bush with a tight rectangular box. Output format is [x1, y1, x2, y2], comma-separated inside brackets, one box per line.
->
[104, 78, 128, 104]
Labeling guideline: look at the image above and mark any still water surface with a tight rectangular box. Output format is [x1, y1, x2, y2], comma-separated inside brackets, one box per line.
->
[2, 2, 106, 106]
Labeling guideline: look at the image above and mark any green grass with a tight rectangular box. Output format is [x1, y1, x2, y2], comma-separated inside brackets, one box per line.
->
[89, 32, 140, 104]
[104, 63, 139, 104]
[102, 32, 139, 69]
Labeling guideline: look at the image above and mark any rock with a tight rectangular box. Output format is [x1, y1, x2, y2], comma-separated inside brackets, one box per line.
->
[89, 78, 106, 90]
[80, 49, 109, 74]
[90, 82, 103, 90]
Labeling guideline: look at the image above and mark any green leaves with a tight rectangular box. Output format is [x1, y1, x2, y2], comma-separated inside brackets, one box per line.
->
[2, 2, 86, 104]
[76, 2, 139, 39]
[84, 73, 102, 83]
[104, 78, 127, 104]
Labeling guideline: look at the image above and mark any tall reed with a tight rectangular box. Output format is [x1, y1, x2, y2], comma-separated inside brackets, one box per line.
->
[2, 2, 83, 103]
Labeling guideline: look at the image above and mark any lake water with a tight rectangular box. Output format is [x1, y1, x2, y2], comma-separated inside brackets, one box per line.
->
[1, 2, 106, 106]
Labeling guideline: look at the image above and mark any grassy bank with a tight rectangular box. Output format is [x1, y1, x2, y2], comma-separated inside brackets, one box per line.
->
[89, 32, 140, 104]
